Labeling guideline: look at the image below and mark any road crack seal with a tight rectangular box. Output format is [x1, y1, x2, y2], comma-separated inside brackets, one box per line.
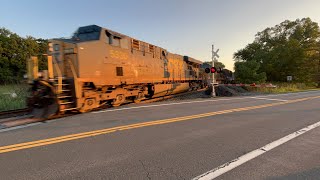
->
[139, 160, 151, 180]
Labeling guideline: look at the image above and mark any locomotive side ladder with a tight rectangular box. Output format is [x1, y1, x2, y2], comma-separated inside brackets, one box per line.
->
[48, 56, 79, 112]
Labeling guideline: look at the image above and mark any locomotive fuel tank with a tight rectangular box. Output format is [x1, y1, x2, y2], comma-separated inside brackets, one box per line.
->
[152, 83, 190, 98]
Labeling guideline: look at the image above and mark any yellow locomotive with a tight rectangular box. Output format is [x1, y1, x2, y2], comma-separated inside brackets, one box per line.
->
[27, 25, 204, 118]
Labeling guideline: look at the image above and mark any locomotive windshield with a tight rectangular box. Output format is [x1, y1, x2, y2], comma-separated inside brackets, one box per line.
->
[72, 25, 101, 42]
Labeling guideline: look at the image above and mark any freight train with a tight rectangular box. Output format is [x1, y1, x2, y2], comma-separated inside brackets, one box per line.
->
[27, 25, 211, 118]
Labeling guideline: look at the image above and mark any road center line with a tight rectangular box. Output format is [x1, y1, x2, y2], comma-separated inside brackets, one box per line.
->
[0, 95, 319, 154]
[193, 120, 320, 180]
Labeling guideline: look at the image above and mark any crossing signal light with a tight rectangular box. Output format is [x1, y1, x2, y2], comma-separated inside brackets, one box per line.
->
[210, 67, 216, 73]
[205, 68, 211, 73]
[216, 67, 222, 73]
[204, 67, 223, 74]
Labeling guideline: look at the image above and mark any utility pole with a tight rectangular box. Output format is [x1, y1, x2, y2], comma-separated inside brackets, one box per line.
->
[318, 51, 320, 88]
[211, 45, 220, 97]
[318, 44, 320, 88]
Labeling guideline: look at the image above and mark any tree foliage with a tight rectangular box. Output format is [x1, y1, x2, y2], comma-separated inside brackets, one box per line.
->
[202, 61, 225, 69]
[0, 28, 48, 84]
[234, 61, 266, 84]
[234, 18, 320, 85]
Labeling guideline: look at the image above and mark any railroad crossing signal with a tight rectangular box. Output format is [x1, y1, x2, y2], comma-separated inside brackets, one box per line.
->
[204, 67, 222, 74]
[211, 44, 220, 97]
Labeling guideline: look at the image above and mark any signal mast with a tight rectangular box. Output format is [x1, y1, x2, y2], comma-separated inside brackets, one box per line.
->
[211, 45, 220, 97]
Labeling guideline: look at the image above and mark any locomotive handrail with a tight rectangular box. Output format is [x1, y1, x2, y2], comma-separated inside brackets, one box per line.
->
[52, 57, 63, 94]
[67, 59, 80, 100]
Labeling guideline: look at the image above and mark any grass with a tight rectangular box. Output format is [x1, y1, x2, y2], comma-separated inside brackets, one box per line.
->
[0, 83, 30, 112]
[246, 83, 319, 94]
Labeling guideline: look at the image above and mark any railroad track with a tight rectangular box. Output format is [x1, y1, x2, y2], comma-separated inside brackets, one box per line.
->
[0, 108, 31, 120]
[0, 88, 208, 129]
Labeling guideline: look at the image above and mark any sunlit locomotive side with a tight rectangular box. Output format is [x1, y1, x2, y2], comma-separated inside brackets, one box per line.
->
[27, 25, 204, 118]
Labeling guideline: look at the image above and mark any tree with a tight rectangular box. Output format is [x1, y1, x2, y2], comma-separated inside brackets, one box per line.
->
[0, 28, 48, 83]
[234, 61, 266, 84]
[234, 18, 320, 84]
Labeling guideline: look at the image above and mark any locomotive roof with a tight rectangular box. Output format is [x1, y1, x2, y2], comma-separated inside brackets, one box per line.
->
[183, 56, 203, 65]
[53, 25, 204, 65]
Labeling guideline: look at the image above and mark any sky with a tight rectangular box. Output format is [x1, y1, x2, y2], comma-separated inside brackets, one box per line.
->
[1, 0, 320, 70]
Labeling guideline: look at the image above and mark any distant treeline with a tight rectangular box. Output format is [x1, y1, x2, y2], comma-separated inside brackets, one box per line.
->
[0, 28, 48, 84]
[234, 17, 320, 87]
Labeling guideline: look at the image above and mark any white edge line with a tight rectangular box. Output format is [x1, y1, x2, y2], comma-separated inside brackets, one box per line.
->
[0, 122, 43, 133]
[249, 97, 288, 102]
[255, 90, 320, 98]
[193, 120, 320, 180]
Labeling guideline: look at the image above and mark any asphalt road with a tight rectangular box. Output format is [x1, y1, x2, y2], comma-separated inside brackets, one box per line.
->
[0, 90, 320, 180]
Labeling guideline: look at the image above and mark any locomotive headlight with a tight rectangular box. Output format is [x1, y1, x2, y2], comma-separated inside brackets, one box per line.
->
[48, 42, 53, 52]
[54, 44, 60, 51]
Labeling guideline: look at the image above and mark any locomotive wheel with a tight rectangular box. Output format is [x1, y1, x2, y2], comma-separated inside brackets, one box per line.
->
[133, 92, 144, 103]
[79, 98, 96, 113]
[112, 94, 125, 107]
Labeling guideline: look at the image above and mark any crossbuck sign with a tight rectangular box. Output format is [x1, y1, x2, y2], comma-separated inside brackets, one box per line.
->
[212, 45, 220, 60]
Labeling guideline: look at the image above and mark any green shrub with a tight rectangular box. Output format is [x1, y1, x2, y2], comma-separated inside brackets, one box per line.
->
[246, 82, 318, 94]
[0, 84, 29, 111]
